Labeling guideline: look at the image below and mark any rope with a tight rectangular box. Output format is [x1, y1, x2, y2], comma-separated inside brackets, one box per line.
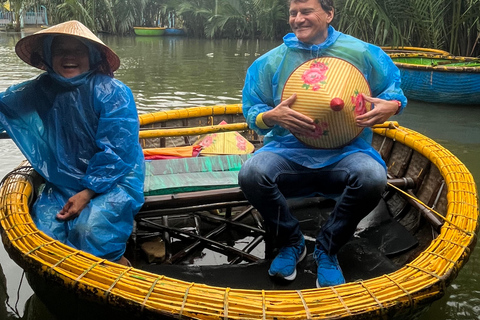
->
[407, 264, 447, 294]
[387, 182, 474, 236]
[141, 275, 164, 312]
[427, 251, 456, 265]
[106, 268, 135, 300]
[296, 290, 312, 319]
[385, 274, 413, 307]
[406, 264, 442, 281]
[24, 240, 56, 256]
[12, 230, 41, 242]
[75, 260, 104, 282]
[223, 287, 230, 320]
[4, 221, 34, 231]
[261, 290, 266, 320]
[330, 286, 352, 315]
[360, 282, 384, 314]
[51, 252, 80, 270]
[179, 283, 194, 319]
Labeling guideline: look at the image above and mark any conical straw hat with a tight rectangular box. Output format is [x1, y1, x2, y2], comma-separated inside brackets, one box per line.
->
[195, 121, 255, 156]
[282, 57, 372, 149]
[15, 20, 120, 72]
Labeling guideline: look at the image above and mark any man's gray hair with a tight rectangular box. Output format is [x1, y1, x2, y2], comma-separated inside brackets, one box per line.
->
[288, 0, 334, 12]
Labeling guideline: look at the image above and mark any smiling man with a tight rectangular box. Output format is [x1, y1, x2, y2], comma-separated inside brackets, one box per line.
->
[239, 0, 407, 287]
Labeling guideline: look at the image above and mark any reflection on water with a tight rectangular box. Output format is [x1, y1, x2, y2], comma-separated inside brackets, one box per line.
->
[0, 31, 479, 319]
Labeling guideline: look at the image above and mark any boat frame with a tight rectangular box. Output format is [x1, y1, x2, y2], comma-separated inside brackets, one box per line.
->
[0, 105, 478, 319]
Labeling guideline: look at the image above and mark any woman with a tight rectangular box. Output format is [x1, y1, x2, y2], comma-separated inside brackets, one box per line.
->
[0, 21, 145, 265]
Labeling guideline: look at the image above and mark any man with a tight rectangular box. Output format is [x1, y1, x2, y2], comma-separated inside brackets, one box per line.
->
[238, 0, 406, 287]
[0, 21, 145, 266]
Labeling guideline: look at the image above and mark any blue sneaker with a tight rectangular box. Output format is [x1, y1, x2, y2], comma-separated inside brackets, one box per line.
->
[314, 246, 345, 287]
[268, 236, 306, 281]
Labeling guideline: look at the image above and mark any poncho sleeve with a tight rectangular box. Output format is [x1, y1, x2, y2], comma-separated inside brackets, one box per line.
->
[363, 45, 407, 114]
[242, 53, 280, 136]
[81, 78, 143, 194]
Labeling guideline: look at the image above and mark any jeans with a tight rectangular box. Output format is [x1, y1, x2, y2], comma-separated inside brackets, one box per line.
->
[238, 151, 387, 255]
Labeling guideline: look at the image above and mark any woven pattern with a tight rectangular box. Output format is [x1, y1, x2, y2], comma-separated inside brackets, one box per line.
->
[282, 57, 371, 149]
[15, 20, 120, 72]
[389, 53, 480, 105]
[0, 107, 478, 320]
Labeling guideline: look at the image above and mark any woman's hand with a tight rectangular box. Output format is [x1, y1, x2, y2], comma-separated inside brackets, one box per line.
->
[56, 189, 96, 221]
[356, 94, 400, 127]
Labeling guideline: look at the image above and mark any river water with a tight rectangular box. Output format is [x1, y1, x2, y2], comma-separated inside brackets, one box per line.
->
[0, 30, 479, 320]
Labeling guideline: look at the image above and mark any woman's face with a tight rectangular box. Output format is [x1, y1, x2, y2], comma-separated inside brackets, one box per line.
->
[51, 36, 90, 78]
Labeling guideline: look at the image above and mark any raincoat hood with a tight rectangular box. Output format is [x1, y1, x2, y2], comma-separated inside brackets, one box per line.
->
[283, 26, 341, 51]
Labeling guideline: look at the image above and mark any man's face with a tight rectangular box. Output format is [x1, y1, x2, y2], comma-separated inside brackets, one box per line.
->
[289, 0, 334, 45]
[51, 36, 90, 78]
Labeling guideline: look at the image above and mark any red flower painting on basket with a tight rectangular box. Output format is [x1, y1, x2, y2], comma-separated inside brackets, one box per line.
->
[236, 134, 247, 151]
[351, 90, 367, 115]
[302, 61, 328, 91]
[311, 120, 329, 138]
[199, 134, 217, 148]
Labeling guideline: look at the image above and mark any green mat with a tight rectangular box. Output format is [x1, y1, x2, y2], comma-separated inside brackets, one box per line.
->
[144, 154, 252, 196]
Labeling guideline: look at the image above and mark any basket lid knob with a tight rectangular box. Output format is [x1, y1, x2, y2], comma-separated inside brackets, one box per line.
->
[330, 97, 344, 111]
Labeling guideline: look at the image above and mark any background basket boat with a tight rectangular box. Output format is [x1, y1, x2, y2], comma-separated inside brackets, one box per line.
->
[0, 105, 478, 320]
[133, 27, 166, 36]
[387, 52, 480, 105]
[381, 46, 451, 55]
[164, 28, 186, 36]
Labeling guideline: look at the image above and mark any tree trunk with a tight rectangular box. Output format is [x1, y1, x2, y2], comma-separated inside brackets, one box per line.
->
[14, 11, 21, 32]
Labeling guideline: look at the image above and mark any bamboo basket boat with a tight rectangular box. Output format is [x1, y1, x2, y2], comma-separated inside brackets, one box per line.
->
[133, 27, 166, 36]
[387, 52, 480, 105]
[380, 46, 451, 56]
[0, 104, 478, 320]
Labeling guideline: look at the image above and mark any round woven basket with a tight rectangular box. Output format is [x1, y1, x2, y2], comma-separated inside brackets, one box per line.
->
[282, 57, 371, 149]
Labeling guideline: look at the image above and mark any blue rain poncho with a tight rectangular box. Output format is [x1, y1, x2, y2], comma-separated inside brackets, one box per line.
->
[243, 26, 407, 169]
[0, 57, 145, 261]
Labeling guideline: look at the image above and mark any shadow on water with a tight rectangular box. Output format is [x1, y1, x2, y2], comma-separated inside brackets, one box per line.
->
[1, 263, 54, 320]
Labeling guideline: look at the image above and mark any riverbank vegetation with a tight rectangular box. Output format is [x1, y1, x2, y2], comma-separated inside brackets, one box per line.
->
[6, 0, 480, 56]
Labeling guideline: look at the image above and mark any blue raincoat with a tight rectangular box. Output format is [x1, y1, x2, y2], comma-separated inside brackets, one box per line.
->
[242, 26, 407, 169]
[0, 50, 145, 261]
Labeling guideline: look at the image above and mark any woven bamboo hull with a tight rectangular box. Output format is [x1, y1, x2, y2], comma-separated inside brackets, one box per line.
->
[381, 46, 450, 56]
[388, 53, 480, 105]
[0, 105, 478, 320]
[165, 28, 186, 36]
[133, 27, 166, 36]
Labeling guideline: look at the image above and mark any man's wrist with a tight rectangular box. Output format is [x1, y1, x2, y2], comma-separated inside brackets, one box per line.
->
[392, 100, 402, 115]
[255, 112, 273, 129]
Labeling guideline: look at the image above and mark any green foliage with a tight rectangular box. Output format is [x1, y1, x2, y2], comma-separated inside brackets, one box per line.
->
[26, 0, 480, 56]
[254, 0, 289, 39]
[336, 0, 480, 56]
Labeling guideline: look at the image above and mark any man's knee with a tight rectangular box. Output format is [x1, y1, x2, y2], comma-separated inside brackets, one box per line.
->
[238, 155, 268, 189]
[359, 169, 386, 200]
[349, 161, 387, 197]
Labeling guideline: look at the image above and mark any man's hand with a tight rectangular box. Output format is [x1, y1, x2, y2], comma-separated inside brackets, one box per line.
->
[262, 94, 317, 136]
[356, 94, 400, 127]
[56, 189, 96, 221]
